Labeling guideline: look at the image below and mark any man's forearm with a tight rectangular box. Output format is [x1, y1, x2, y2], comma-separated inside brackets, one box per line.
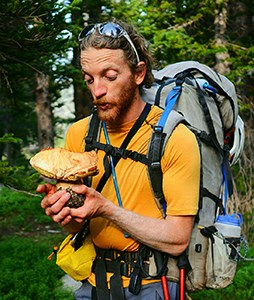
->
[102, 200, 194, 256]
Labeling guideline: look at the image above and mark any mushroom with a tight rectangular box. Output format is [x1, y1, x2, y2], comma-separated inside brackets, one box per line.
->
[30, 148, 99, 208]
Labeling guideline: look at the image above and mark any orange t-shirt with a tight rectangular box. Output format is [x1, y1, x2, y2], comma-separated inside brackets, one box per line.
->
[65, 105, 200, 287]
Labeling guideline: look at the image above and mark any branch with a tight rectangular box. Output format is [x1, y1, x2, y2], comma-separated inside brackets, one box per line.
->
[2, 52, 43, 73]
[169, 15, 203, 31]
[5, 185, 42, 198]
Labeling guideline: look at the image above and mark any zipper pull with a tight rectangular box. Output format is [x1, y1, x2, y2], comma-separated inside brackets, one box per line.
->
[47, 246, 59, 261]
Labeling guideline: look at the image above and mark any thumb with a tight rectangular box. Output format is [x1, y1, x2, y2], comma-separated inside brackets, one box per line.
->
[71, 184, 88, 194]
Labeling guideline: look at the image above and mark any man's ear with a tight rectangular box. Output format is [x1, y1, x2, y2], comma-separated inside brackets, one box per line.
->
[135, 62, 146, 85]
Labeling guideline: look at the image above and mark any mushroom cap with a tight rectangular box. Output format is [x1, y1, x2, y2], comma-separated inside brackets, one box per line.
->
[30, 148, 98, 181]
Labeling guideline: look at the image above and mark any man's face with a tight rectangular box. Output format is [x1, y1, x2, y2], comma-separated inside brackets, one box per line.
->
[80, 47, 139, 125]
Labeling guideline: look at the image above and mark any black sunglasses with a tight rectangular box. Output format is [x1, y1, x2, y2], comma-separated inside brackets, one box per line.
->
[78, 22, 140, 63]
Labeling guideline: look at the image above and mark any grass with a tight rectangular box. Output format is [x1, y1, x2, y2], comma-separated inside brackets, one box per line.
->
[0, 236, 73, 300]
[0, 186, 73, 300]
[1, 186, 254, 299]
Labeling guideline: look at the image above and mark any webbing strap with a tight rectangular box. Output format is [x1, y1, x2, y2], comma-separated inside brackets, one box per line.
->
[89, 141, 150, 165]
[148, 77, 185, 218]
[196, 88, 223, 156]
[110, 261, 125, 300]
[85, 107, 101, 152]
[196, 88, 233, 197]
[148, 111, 186, 218]
[157, 85, 182, 128]
[155, 78, 175, 106]
[147, 127, 167, 217]
[203, 188, 224, 215]
[96, 103, 152, 193]
[94, 259, 110, 300]
[223, 158, 233, 197]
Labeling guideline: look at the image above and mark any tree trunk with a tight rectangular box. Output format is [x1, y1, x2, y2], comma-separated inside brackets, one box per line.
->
[71, 2, 93, 120]
[72, 47, 93, 120]
[35, 72, 54, 149]
[214, 0, 230, 74]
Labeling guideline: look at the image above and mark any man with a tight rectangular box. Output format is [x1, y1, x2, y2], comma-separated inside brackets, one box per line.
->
[38, 20, 200, 299]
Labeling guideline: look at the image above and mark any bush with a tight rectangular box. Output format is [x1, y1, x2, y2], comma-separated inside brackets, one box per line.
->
[0, 187, 52, 234]
[0, 186, 73, 299]
[0, 236, 73, 300]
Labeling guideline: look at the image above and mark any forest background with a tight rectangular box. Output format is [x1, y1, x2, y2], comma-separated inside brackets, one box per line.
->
[1, 0, 253, 238]
[0, 0, 254, 298]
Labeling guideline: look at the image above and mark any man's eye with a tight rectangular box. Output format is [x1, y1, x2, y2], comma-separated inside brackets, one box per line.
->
[106, 75, 117, 81]
[85, 78, 93, 84]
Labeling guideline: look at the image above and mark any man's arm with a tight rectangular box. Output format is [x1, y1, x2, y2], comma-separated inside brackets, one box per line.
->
[47, 184, 194, 256]
[100, 199, 194, 256]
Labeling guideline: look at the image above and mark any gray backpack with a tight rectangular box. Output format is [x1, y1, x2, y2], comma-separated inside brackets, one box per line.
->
[142, 60, 244, 290]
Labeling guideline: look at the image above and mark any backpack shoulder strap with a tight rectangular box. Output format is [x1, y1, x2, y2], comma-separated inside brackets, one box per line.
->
[85, 108, 102, 152]
[147, 110, 187, 217]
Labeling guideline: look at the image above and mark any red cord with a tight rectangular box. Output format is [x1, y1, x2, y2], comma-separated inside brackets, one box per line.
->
[161, 276, 170, 300]
[179, 269, 185, 300]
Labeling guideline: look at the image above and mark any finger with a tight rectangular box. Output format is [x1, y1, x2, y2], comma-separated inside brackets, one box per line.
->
[52, 207, 72, 224]
[41, 189, 65, 209]
[44, 191, 70, 214]
[70, 217, 87, 224]
[37, 183, 56, 195]
[71, 184, 88, 194]
[59, 214, 73, 227]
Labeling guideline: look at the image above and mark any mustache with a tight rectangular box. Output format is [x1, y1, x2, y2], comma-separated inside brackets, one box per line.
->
[93, 100, 107, 105]
[93, 97, 111, 106]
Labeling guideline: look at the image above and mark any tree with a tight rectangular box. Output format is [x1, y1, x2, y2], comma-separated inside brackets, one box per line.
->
[70, 0, 111, 121]
[0, 0, 76, 153]
[35, 72, 54, 148]
[214, 0, 230, 74]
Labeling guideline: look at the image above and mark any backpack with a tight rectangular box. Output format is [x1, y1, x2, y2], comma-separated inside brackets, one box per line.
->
[142, 60, 244, 290]
[85, 60, 245, 291]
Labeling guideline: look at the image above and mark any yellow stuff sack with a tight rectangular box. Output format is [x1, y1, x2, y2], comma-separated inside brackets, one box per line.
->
[56, 233, 96, 281]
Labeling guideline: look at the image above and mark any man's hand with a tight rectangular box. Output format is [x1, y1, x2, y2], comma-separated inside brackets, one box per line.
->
[68, 185, 112, 223]
[37, 183, 72, 225]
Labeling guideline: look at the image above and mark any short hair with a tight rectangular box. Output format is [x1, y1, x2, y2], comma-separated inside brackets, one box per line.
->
[79, 19, 154, 88]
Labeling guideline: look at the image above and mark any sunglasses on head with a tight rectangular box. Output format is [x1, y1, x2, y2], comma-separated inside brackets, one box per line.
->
[78, 22, 140, 63]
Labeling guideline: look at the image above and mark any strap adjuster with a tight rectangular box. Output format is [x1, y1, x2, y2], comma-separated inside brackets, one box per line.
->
[150, 161, 161, 171]
[153, 125, 163, 134]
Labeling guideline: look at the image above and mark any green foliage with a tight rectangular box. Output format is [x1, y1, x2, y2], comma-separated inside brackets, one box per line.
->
[0, 236, 73, 300]
[0, 187, 52, 234]
[0, 133, 22, 144]
[106, 0, 254, 106]
[0, 186, 72, 299]
[0, 160, 41, 192]
[0, 0, 79, 155]
[0, 132, 42, 191]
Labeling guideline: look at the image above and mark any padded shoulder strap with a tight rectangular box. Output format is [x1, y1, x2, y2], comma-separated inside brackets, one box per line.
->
[85, 108, 102, 152]
[147, 110, 187, 217]
[161, 110, 187, 154]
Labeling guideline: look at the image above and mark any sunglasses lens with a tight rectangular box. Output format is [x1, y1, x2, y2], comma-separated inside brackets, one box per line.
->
[78, 24, 95, 41]
[78, 22, 140, 62]
[99, 23, 122, 38]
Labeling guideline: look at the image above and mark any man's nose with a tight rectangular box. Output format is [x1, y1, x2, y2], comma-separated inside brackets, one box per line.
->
[92, 80, 107, 99]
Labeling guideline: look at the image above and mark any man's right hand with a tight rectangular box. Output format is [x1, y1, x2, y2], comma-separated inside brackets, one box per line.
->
[37, 183, 72, 225]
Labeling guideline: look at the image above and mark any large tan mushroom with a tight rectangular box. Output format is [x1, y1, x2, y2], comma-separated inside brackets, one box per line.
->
[30, 148, 99, 208]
